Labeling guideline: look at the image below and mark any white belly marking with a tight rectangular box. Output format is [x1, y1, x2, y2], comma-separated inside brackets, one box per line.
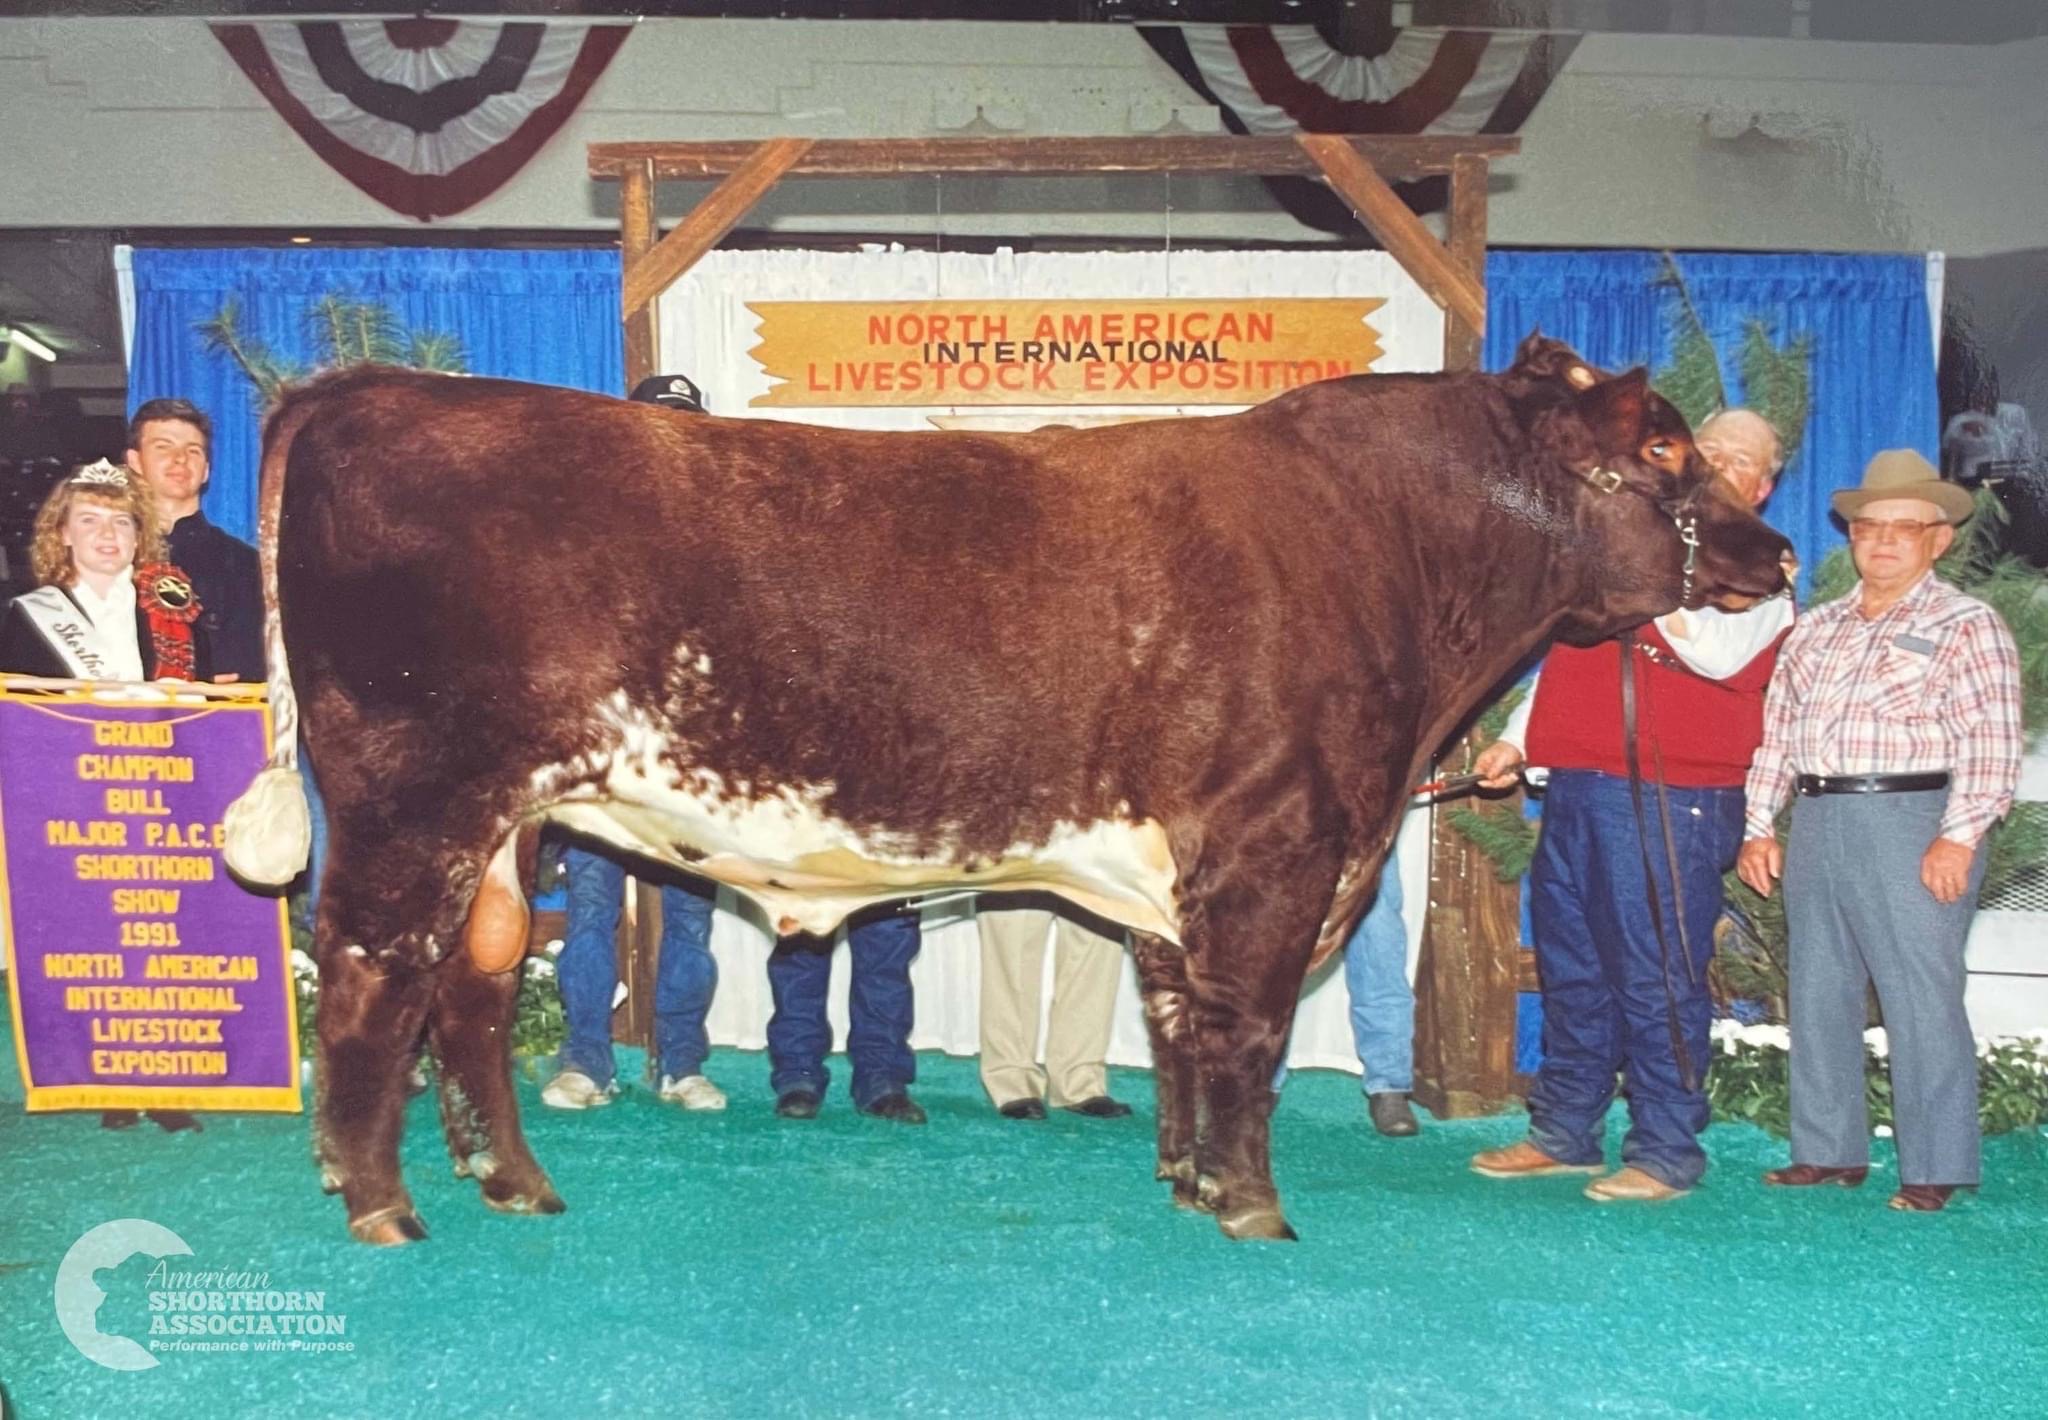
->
[534, 696, 1182, 940]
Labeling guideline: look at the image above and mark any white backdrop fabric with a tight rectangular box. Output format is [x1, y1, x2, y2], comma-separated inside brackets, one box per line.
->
[650, 246, 1445, 1075]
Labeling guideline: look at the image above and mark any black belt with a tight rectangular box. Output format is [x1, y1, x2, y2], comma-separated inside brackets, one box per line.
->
[1796, 772, 1949, 796]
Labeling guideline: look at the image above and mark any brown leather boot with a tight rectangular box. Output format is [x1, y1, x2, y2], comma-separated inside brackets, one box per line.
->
[1470, 1140, 1602, 1178]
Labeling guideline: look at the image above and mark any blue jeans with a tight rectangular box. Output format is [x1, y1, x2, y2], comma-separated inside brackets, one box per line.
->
[1344, 843, 1415, 1095]
[303, 753, 328, 912]
[767, 906, 919, 1108]
[1524, 770, 1743, 1190]
[555, 845, 717, 1087]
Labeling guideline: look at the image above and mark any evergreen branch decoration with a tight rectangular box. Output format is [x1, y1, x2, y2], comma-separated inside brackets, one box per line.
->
[1650, 253, 1728, 428]
[1444, 683, 1532, 880]
[1650, 256, 1814, 472]
[1712, 866, 1789, 1021]
[307, 295, 405, 366]
[1473, 683, 1525, 744]
[195, 297, 303, 401]
[200, 291, 467, 404]
[408, 331, 467, 373]
[1740, 320, 1814, 466]
[1445, 801, 1538, 882]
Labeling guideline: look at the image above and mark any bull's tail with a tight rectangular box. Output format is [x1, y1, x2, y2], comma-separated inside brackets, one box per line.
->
[222, 394, 319, 887]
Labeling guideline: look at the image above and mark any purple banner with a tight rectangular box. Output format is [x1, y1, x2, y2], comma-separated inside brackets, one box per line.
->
[0, 687, 299, 1112]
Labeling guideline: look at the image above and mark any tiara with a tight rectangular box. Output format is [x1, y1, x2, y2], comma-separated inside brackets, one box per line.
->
[69, 460, 131, 488]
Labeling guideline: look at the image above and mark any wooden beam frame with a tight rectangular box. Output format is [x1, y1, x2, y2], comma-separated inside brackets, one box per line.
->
[594, 133, 1514, 387]
[592, 131, 1525, 1116]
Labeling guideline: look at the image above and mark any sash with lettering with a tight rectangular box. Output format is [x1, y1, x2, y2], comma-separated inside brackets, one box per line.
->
[12, 586, 126, 681]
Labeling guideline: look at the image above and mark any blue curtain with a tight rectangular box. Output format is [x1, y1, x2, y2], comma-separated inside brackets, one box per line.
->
[1486, 250, 1938, 1069]
[1486, 250, 1939, 596]
[127, 248, 623, 542]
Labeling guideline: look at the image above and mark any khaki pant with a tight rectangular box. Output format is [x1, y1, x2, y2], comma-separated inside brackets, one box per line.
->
[977, 907, 1124, 1108]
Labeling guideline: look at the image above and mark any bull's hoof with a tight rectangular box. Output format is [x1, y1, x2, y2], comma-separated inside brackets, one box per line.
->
[349, 1206, 429, 1246]
[1218, 1207, 1298, 1242]
[1156, 1159, 1204, 1212]
[481, 1174, 566, 1215]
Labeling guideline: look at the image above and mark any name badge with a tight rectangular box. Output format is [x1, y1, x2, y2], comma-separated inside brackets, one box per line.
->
[1891, 633, 1936, 656]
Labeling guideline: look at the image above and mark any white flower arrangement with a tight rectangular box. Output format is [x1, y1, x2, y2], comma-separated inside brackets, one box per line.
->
[1706, 1019, 2048, 1137]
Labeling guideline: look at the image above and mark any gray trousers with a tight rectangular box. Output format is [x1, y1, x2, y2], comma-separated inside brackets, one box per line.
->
[1783, 789, 1985, 1186]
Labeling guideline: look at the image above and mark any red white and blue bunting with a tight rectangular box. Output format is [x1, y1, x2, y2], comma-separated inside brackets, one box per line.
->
[1141, 24, 1577, 230]
[212, 19, 630, 222]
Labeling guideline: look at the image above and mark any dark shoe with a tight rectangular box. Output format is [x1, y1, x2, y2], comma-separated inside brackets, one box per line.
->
[1763, 1163, 1869, 1188]
[100, 1110, 141, 1130]
[774, 1089, 822, 1120]
[1060, 1095, 1132, 1119]
[860, 1091, 927, 1125]
[998, 1098, 1048, 1121]
[1889, 1184, 1960, 1213]
[1367, 1092, 1420, 1137]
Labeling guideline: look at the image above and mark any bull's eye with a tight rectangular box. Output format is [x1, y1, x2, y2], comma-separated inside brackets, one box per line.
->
[1647, 440, 1673, 459]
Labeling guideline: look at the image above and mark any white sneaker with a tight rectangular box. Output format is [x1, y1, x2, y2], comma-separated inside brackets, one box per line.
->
[659, 1073, 728, 1111]
[541, 1070, 617, 1110]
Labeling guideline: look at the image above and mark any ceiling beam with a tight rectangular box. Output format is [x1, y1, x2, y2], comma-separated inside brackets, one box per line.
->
[590, 134, 1517, 183]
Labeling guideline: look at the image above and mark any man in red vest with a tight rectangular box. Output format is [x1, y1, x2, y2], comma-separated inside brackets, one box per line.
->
[1464, 409, 1794, 1203]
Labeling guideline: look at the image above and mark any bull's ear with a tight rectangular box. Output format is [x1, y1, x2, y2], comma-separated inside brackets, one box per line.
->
[1575, 366, 1653, 442]
[1510, 332, 1600, 390]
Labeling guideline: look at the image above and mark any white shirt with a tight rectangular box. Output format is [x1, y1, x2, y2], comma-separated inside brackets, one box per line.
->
[1500, 599, 1796, 763]
[69, 569, 146, 681]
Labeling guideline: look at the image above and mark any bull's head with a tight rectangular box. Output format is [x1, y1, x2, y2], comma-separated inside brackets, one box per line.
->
[1508, 334, 1793, 646]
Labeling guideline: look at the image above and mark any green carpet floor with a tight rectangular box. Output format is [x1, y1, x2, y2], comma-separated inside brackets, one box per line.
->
[3, 1025, 2045, 1419]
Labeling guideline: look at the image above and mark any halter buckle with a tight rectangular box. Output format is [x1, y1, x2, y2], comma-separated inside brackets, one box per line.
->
[1585, 465, 1624, 494]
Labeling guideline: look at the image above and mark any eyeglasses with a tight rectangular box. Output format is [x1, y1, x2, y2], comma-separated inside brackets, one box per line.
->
[1847, 517, 1939, 542]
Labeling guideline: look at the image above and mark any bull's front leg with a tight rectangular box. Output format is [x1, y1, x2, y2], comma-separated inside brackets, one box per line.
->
[428, 949, 565, 1217]
[1131, 932, 1198, 1209]
[1183, 965, 1300, 1240]
[313, 923, 436, 1246]
[1180, 844, 1338, 1242]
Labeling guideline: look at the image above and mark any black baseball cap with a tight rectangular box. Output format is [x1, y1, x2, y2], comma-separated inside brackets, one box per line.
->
[629, 374, 707, 413]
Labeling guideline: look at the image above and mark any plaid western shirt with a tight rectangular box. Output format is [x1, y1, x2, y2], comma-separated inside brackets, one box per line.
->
[1744, 570, 2023, 845]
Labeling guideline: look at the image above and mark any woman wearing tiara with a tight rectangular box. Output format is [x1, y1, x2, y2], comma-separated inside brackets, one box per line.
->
[1, 458, 213, 684]
[2, 458, 214, 1132]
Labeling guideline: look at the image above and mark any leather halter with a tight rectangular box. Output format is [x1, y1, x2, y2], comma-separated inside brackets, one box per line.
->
[1619, 633, 1700, 1093]
[1580, 464, 1706, 607]
[1578, 459, 1711, 1092]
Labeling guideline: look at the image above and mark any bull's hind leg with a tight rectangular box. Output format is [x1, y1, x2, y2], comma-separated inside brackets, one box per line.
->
[1132, 932, 1199, 1210]
[429, 948, 565, 1216]
[314, 931, 436, 1245]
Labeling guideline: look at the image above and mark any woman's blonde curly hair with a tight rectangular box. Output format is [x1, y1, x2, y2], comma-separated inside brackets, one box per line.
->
[29, 463, 165, 587]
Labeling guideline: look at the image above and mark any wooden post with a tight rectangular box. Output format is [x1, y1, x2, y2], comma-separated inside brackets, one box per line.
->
[1296, 134, 1485, 336]
[1413, 739, 1527, 1119]
[1410, 151, 1521, 1118]
[1443, 153, 1488, 374]
[620, 158, 658, 391]
[619, 137, 814, 342]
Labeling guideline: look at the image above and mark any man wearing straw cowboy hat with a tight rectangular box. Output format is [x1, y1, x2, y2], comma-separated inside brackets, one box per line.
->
[1738, 449, 2022, 1213]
